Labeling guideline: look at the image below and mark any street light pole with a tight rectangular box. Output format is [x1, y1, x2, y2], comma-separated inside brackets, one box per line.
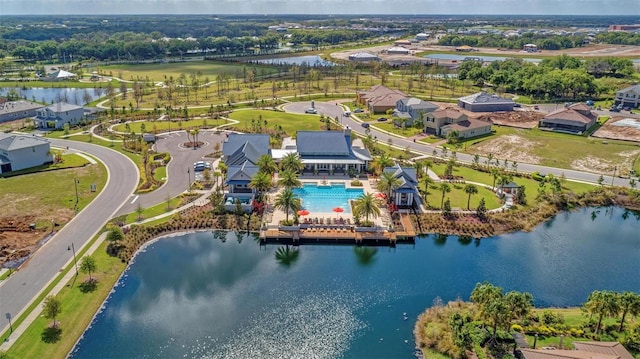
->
[74, 178, 79, 213]
[68, 243, 78, 276]
[187, 167, 191, 192]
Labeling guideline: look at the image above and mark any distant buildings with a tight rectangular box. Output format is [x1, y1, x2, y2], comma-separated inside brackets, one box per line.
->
[458, 92, 515, 112]
[0, 134, 53, 174]
[523, 43, 538, 52]
[614, 84, 640, 109]
[348, 52, 380, 62]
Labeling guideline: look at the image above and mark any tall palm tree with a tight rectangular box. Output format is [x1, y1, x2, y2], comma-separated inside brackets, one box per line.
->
[583, 290, 620, 335]
[440, 183, 451, 209]
[490, 167, 501, 190]
[274, 188, 301, 223]
[420, 177, 433, 206]
[277, 169, 301, 189]
[280, 152, 304, 174]
[257, 154, 278, 177]
[249, 172, 272, 202]
[464, 184, 478, 210]
[370, 154, 393, 176]
[353, 193, 381, 222]
[617, 291, 640, 332]
[377, 171, 402, 200]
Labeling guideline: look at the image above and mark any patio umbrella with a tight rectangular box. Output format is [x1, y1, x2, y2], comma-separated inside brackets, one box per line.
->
[297, 209, 310, 216]
[375, 193, 386, 199]
[332, 207, 344, 218]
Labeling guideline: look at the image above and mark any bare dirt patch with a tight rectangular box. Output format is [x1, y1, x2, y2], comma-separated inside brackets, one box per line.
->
[0, 215, 52, 267]
[476, 111, 543, 129]
[570, 149, 640, 175]
[592, 117, 640, 143]
[471, 134, 541, 164]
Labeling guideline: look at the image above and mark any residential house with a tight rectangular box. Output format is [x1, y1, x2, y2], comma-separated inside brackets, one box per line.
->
[0, 134, 53, 174]
[440, 117, 492, 139]
[423, 107, 491, 139]
[383, 164, 421, 208]
[293, 128, 372, 175]
[356, 85, 408, 114]
[458, 92, 515, 112]
[519, 341, 634, 359]
[222, 133, 270, 194]
[0, 100, 45, 123]
[539, 103, 597, 134]
[614, 84, 640, 108]
[35, 102, 84, 129]
[394, 97, 438, 127]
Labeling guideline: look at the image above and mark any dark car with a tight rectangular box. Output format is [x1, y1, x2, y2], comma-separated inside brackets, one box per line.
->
[514, 103, 522, 108]
[376, 117, 388, 122]
[354, 108, 364, 113]
[361, 122, 370, 128]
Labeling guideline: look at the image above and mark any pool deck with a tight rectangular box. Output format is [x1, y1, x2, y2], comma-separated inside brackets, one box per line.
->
[261, 177, 416, 246]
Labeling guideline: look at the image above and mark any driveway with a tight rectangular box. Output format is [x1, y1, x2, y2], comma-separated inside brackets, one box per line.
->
[0, 139, 138, 334]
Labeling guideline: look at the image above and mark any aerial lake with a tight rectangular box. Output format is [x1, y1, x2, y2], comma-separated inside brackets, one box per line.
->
[70, 207, 640, 359]
[0, 87, 107, 106]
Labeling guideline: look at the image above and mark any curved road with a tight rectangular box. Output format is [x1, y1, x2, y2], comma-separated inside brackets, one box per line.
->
[0, 139, 138, 334]
[285, 101, 633, 187]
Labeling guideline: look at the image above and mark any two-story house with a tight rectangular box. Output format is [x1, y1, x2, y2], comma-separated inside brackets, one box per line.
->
[614, 84, 640, 109]
[393, 97, 438, 127]
[35, 102, 84, 129]
[0, 134, 53, 174]
[424, 108, 492, 139]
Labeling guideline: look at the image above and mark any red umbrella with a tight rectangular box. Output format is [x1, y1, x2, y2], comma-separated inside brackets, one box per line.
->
[332, 207, 344, 214]
[297, 209, 310, 216]
[375, 193, 386, 199]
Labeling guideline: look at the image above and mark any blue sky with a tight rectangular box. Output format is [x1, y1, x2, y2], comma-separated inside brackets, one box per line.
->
[1, 0, 639, 15]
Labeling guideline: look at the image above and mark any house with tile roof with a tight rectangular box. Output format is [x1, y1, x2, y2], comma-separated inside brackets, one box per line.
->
[539, 103, 597, 134]
[0, 134, 53, 174]
[422, 107, 492, 139]
[383, 164, 421, 208]
[458, 91, 515, 112]
[614, 84, 640, 109]
[35, 102, 84, 129]
[356, 85, 408, 114]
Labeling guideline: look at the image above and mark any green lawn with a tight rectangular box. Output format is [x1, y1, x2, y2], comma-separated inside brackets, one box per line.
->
[112, 118, 230, 133]
[153, 166, 166, 182]
[124, 196, 182, 224]
[371, 121, 424, 137]
[0, 157, 107, 227]
[422, 182, 502, 210]
[0, 153, 89, 177]
[228, 109, 325, 136]
[6, 241, 126, 359]
[99, 61, 277, 82]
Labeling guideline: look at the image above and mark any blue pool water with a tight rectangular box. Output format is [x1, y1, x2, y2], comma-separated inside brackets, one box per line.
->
[293, 183, 364, 213]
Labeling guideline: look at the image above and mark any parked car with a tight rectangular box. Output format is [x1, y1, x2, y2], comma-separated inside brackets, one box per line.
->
[533, 105, 539, 110]
[376, 117, 388, 122]
[610, 106, 621, 112]
[354, 108, 364, 113]
[361, 123, 370, 128]
[514, 103, 522, 108]
[193, 161, 209, 171]
[305, 108, 317, 114]
[343, 111, 351, 117]
[585, 100, 594, 106]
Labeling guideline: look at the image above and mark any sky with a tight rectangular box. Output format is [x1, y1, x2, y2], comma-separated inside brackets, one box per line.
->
[1, 0, 639, 16]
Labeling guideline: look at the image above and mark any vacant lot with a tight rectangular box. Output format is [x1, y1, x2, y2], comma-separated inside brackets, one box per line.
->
[467, 127, 640, 176]
[0, 158, 106, 266]
[592, 116, 640, 143]
[228, 109, 325, 136]
[99, 61, 274, 82]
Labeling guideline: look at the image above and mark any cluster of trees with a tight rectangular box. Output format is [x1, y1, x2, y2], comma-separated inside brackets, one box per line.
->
[457, 55, 634, 99]
[595, 32, 640, 46]
[438, 33, 586, 50]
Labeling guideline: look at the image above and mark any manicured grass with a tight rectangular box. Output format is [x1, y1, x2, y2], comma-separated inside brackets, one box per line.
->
[423, 182, 502, 210]
[228, 109, 324, 136]
[124, 196, 182, 224]
[371, 121, 424, 137]
[0, 159, 107, 225]
[0, 153, 89, 178]
[418, 135, 443, 144]
[99, 61, 275, 82]
[153, 166, 166, 182]
[6, 241, 126, 359]
[112, 118, 230, 133]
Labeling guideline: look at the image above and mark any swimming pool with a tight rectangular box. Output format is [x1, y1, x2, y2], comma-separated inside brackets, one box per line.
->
[293, 183, 364, 213]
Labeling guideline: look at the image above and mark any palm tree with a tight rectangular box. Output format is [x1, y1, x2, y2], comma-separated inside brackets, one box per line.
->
[249, 172, 272, 201]
[440, 183, 451, 209]
[257, 154, 278, 177]
[274, 188, 301, 223]
[277, 169, 301, 189]
[353, 193, 381, 222]
[377, 171, 402, 200]
[464, 184, 478, 210]
[583, 290, 620, 335]
[370, 154, 393, 176]
[420, 177, 433, 206]
[617, 291, 640, 332]
[280, 152, 304, 174]
[490, 167, 501, 190]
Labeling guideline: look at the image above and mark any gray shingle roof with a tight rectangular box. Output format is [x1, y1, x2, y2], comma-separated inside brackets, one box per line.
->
[222, 134, 270, 166]
[0, 135, 50, 151]
[45, 102, 83, 113]
[459, 92, 514, 105]
[296, 131, 349, 156]
[226, 161, 259, 184]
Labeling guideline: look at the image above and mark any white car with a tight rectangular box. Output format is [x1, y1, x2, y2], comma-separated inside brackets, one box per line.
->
[305, 108, 317, 114]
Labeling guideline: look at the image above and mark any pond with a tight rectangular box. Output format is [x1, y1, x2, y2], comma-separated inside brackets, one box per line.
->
[0, 87, 108, 106]
[424, 53, 541, 63]
[70, 207, 640, 359]
[252, 55, 337, 66]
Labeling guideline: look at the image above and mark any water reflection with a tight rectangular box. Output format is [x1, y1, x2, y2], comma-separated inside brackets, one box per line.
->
[275, 245, 299, 266]
[434, 233, 448, 246]
[353, 246, 377, 266]
[458, 235, 473, 246]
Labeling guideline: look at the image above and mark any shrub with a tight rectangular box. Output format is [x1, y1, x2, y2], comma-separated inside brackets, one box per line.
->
[511, 324, 523, 333]
[350, 179, 363, 186]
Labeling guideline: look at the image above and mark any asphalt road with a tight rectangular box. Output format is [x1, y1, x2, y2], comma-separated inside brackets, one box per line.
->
[0, 139, 138, 334]
[288, 100, 632, 187]
[115, 130, 227, 215]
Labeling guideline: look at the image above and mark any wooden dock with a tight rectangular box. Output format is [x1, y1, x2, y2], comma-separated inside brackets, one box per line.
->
[260, 224, 415, 246]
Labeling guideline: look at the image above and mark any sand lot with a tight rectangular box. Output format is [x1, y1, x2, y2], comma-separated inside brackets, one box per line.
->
[592, 117, 640, 143]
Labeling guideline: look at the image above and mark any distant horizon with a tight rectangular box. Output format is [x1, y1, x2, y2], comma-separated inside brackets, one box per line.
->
[1, 0, 639, 16]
